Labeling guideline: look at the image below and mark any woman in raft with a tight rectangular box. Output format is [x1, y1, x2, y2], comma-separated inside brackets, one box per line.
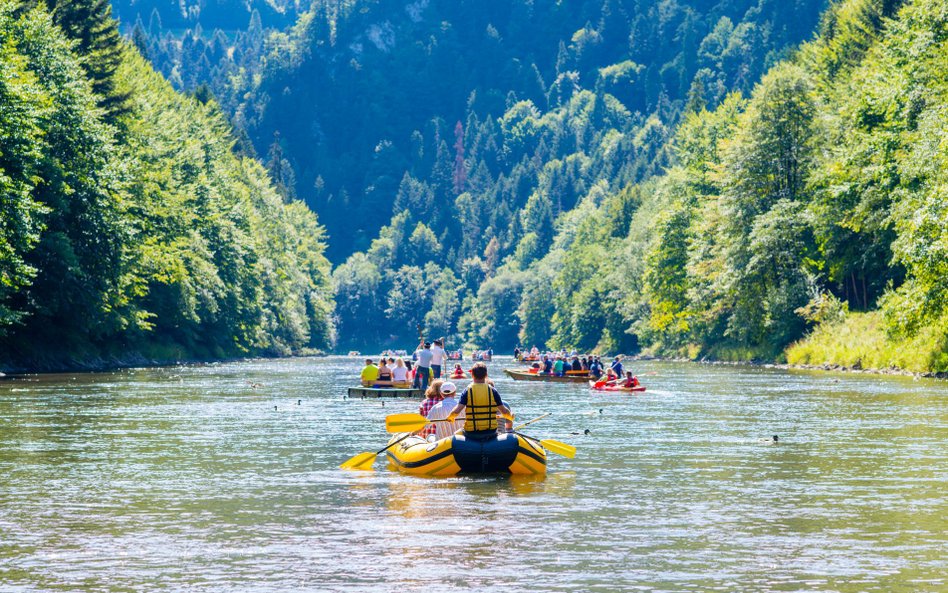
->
[374, 359, 393, 386]
[391, 358, 410, 387]
[417, 380, 445, 438]
[450, 363, 467, 379]
[600, 368, 619, 386]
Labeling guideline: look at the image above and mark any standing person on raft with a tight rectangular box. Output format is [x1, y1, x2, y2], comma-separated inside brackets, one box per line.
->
[445, 363, 512, 440]
[413, 341, 434, 392]
[430, 338, 446, 379]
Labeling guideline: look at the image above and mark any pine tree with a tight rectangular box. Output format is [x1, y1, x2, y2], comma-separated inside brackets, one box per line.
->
[45, 0, 132, 120]
[452, 121, 467, 195]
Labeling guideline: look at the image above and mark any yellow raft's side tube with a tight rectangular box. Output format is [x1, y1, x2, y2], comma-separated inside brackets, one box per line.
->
[386, 432, 547, 476]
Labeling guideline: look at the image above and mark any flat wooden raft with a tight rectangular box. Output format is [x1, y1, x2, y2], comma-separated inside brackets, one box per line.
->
[502, 369, 592, 383]
[347, 386, 424, 398]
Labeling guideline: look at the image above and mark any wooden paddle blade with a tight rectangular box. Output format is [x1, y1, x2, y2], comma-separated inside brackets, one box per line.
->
[540, 439, 576, 459]
[340, 451, 377, 470]
[384, 412, 429, 433]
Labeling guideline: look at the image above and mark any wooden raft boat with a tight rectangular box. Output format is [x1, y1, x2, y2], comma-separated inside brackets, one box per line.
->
[502, 369, 591, 383]
[347, 386, 424, 398]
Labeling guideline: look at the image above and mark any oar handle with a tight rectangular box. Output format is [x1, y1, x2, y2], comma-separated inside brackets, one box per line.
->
[374, 432, 414, 456]
[514, 413, 551, 430]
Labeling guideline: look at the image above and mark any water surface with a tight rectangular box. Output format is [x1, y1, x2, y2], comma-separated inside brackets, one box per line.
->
[1, 357, 945, 592]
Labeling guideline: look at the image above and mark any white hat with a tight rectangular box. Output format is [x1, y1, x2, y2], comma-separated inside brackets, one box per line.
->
[441, 382, 457, 395]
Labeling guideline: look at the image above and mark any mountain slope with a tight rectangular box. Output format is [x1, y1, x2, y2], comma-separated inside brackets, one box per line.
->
[0, 0, 333, 370]
[498, 0, 948, 373]
[235, 0, 826, 261]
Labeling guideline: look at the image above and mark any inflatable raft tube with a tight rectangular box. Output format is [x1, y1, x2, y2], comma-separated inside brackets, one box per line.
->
[386, 432, 547, 476]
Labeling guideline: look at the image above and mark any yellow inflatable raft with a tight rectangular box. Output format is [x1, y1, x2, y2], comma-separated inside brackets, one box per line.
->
[386, 432, 547, 476]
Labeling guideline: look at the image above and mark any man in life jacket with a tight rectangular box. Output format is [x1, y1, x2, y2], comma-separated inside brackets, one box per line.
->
[446, 362, 511, 441]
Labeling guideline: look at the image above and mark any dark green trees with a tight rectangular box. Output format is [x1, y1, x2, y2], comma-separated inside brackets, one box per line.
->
[0, 1, 334, 369]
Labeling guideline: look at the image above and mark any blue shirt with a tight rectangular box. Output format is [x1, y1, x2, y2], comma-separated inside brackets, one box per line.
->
[416, 348, 434, 368]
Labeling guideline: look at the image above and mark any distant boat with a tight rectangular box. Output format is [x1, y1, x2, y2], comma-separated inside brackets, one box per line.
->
[347, 351, 361, 357]
[380, 349, 408, 358]
[503, 369, 590, 383]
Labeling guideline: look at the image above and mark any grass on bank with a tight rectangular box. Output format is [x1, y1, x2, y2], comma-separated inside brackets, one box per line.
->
[785, 311, 948, 374]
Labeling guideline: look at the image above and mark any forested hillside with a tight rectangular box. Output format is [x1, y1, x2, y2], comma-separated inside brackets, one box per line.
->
[133, 0, 825, 350]
[0, 0, 333, 370]
[500, 0, 948, 372]
[116, 0, 826, 259]
[114, 0, 307, 96]
[18, 0, 946, 372]
[324, 0, 948, 370]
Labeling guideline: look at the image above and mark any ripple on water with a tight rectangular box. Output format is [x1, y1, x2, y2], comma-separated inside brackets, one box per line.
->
[0, 357, 945, 592]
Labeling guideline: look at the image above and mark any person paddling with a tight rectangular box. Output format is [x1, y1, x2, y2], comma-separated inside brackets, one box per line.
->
[595, 367, 619, 388]
[621, 371, 640, 389]
[446, 363, 511, 440]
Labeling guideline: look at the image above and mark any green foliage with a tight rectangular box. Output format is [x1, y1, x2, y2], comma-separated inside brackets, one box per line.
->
[99, 0, 948, 375]
[787, 311, 948, 373]
[0, 0, 333, 368]
[44, 0, 132, 119]
[0, 7, 50, 328]
[436, 0, 948, 371]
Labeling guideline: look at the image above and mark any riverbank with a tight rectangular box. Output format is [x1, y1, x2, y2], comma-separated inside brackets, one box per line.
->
[784, 311, 948, 376]
[663, 358, 948, 381]
[0, 347, 326, 376]
[634, 310, 948, 379]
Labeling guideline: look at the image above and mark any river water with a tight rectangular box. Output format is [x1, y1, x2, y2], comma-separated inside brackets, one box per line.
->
[0, 356, 945, 592]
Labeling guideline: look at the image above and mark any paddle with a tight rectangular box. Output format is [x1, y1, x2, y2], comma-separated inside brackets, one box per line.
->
[340, 432, 413, 471]
[385, 412, 453, 433]
[513, 413, 551, 430]
[515, 432, 576, 458]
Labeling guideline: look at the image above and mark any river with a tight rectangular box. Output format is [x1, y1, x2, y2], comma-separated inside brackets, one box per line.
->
[0, 356, 945, 592]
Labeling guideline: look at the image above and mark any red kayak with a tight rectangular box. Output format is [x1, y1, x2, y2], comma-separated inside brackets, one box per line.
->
[589, 380, 646, 393]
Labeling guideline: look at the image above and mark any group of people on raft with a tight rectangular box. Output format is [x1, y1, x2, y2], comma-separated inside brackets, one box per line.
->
[360, 339, 474, 391]
[415, 362, 512, 441]
[525, 354, 641, 388]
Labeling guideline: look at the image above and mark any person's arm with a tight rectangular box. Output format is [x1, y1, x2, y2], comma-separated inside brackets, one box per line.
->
[446, 402, 465, 422]
[447, 390, 467, 422]
[492, 388, 512, 419]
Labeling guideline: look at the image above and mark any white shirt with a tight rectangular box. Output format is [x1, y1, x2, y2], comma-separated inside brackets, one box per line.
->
[430, 345, 446, 365]
[392, 366, 408, 382]
[426, 396, 465, 439]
